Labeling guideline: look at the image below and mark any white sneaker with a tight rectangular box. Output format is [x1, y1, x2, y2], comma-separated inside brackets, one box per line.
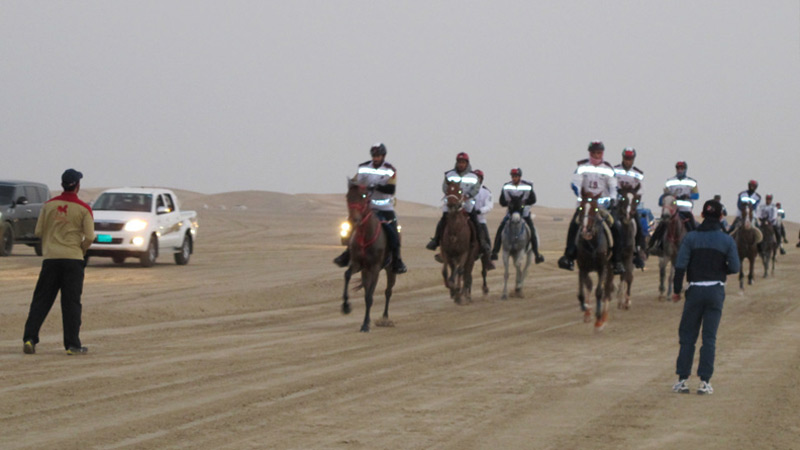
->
[697, 381, 714, 395]
[672, 379, 689, 393]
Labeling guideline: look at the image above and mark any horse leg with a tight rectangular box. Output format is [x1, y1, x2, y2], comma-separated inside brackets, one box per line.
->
[502, 252, 510, 300]
[625, 271, 633, 309]
[748, 257, 754, 285]
[481, 262, 489, 295]
[658, 257, 667, 300]
[360, 270, 378, 332]
[375, 269, 396, 328]
[342, 268, 352, 315]
[667, 262, 675, 297]
[579, 272, 592, 322]
[596, 272, 607, 331]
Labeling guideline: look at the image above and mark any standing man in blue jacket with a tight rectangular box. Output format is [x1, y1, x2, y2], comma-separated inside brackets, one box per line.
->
[671, 199, 740, 395]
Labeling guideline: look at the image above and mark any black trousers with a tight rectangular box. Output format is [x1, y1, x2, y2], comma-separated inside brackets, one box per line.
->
[23, 259, 85, 350]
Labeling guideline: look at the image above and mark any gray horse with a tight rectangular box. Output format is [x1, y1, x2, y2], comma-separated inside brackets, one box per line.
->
[501, 196, 532, 300]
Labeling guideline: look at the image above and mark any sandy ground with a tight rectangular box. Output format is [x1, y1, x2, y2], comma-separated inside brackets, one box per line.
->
[1, 190, 799, 450]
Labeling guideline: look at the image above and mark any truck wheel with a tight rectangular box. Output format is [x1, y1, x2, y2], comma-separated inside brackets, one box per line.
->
[1, 226, 13, 256]
[140, 236, 158, 267]
[174, 234, 192, 265]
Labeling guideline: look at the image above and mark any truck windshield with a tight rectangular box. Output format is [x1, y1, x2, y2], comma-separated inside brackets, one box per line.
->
[0, 186, 13, 205]
[93, 193, 153, 212]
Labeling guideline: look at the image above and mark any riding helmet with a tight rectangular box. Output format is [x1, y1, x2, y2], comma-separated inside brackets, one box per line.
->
[456, 152, 470, 162]
[370, 143, 387, 156]
[748, 179, 758, 188]
[473, 169, 484, 180]
[675, 161, 687, 169]
[588, 141, 605, 152]
[622, 147, 636, 158]
[510, 168, 522, 177]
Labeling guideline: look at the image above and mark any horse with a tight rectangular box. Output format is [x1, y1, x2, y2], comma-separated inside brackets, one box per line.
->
[340, 181, 396, 332]
[500, 195, 532, 300]
[575, 190, 612, 330]
[607, 186, 640, 310]
[758, 218, 778, 278]
[439, 180, 480, 304]
[733, 204, 759, 290]
[657, 194, 687, 301]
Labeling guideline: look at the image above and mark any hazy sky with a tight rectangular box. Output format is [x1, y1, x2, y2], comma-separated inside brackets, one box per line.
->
[3, 1, 799, 219]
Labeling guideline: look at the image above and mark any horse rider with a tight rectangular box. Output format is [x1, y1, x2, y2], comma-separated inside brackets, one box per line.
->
[757, 194, 782, 246]
[776, 202, 788, 253]
[647, 160, 699, 255]
[472, 169, 496, 270]
[490, 168, 545, 264]
[556, 141, 626, 275]
[713, 195, 729, 231]
[726, 180, 761, 234]
[613, 147, 646, 269]
[333, 143, 407, 274]
[426, 152, 485, 259]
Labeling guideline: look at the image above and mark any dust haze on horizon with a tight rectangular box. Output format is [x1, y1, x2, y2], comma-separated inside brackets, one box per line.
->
[2, 2, 799, 219]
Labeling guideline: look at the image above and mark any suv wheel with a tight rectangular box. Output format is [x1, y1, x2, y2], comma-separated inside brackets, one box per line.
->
[1, 225, 13, 256]
[140, 236, 158, 267]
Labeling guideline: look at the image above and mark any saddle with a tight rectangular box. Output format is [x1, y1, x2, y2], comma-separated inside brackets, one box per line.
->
[574, 209, 614, 247]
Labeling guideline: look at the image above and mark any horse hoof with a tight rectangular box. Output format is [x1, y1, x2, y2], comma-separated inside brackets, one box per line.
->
[583, 310, 593, 323]
[341, 303, 352, 315]
[483, 286, 489, 295]
[595, 321, 606, 332]
[360, 325, 370, 333]
[375, 318, 395, 328]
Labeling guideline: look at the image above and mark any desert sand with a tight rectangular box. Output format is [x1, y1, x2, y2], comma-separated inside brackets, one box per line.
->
[1, 189, 798, 449]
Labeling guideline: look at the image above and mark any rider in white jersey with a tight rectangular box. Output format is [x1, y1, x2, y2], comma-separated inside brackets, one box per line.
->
[757, 194, 782, 248]
[647, 161, 698, 255]
[333, 143, 407, 273]
[727, 180, 761, 234]
[613, 147, 646, 269]
[490, 168, 544, 264]
[472, 169, 495, 269]
[556, 141, 626, 275]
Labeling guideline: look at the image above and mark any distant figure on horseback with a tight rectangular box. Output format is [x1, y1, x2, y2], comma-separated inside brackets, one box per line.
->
[426, 153, 494, 270]
[647, 160, 698, 256]
[726, 180, 761, 235]
[757, 194, 781, 245]
[472, 170, 496, 288]
[491, 167, 544, 264]
[333, 143, 407, 274]
[613, 147, 646, 269]
[776, 201, 788, 254]
[713, 195, 729, 231]
[757, 194, 779, 276]
[557, 141, 626, 275]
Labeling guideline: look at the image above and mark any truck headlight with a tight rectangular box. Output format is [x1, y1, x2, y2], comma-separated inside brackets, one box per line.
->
[124, 219, 148, 232]
[132, 236, 145, 246]
[340, 221, 351, 238]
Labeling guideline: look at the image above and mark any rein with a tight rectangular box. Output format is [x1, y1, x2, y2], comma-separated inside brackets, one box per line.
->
[348, 200, 382, 256]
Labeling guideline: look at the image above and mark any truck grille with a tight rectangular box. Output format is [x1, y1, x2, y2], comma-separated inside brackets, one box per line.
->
[95, 221, 125, 231]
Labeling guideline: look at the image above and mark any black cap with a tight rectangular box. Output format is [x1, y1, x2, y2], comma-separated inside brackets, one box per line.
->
[61, 169, 83, 188]
[701, 199, 723, 219]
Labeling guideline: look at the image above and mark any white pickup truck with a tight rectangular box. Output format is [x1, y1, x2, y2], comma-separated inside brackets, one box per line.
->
[87, 188, 198, 267]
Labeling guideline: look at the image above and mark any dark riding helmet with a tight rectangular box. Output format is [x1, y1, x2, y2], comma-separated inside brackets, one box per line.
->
[510, 168, 522, 177]
[473, 169, 484, 180]
[622, 147, 636, 158]
[676, 161, 687, 169]
[588, 141, 605, 152]
[748, 179, 758, 188]
[766, 194, 773, 200]
[456, 152, 470, 162]
[370, 143, 387, 157]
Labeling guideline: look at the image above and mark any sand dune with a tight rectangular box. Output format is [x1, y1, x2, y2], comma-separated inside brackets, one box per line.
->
[1, 190, 798, 449]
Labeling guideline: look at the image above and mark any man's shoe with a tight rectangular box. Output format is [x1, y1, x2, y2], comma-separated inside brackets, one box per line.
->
[780, 248, 786, 255]
[535, 254, 545, 264]
[66, 346, 88, 355]
[697, 380, 714, 395]
[490, 252, 499, 261]
[23, 341, 35, 355]
[672, 379, 690, 394]
[333, 252, 349, 267]
[612, 262, 625, 275]
[557, 255, 574, 271]
[633, 254, 645, 269]
[393, 260, 408, 274]
[426, 239, 438, 251]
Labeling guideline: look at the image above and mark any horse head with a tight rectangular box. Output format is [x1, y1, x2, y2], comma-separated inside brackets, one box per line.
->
[508, 196, 524, 223]
[660, 193, 678, 220]
[617, 185, 641, 225]
[741, 203, 753, 230]
[444, 180, 465, 213]
[578, 190, 603, 240]
[346, 179, 371, 223]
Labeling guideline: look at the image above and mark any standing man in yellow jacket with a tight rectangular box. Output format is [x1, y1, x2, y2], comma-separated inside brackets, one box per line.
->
[23, 169, 95, 355]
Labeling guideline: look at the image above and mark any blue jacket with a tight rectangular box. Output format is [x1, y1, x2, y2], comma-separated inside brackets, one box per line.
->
[673, 219, 740, 294]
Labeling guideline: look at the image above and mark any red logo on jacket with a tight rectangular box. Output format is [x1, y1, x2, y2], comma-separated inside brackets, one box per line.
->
[57, 205, 68, 215]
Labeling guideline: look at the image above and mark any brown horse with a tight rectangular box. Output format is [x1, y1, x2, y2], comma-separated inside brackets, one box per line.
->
[758, 218, 778, 278]
[439, 181, 479, 304]
[575, 190, 612, 330]
[734, 204, 759, 290]
[607, 186, 640, 310]
[657, 194, 687, 300]
[341, 181, 396, 332]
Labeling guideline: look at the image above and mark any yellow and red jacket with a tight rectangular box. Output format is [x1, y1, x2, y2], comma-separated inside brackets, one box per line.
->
[35, 192, 95, 260]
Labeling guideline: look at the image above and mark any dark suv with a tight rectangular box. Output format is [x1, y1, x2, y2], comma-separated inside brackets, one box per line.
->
[1, 180, 51, 256]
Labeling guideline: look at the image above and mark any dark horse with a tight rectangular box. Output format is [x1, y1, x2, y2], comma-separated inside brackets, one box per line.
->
[575, 190, 612, 330]
[734, 204, 759, 290]
[657, 194, 687, 300]
[341, 181, 396, 332]
[607, 186, 640, 310]
[439, 180, 480, 304]
[758, 218, 778, 278]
